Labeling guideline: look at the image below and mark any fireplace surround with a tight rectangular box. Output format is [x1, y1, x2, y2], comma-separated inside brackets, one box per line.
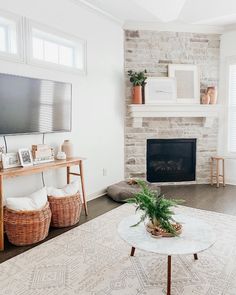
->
[124, 31, 220, 184]
[147, 138, 196, 183]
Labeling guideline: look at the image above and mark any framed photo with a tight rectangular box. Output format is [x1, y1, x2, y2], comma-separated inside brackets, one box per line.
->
[18, 148, 33, 167]
[168, 64, 200, 104]
[145, 77, 177, 104]
[1, 153, 21, 169]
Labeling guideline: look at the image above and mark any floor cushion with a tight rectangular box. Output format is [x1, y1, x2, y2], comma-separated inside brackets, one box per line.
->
[107, 180, 161, 203]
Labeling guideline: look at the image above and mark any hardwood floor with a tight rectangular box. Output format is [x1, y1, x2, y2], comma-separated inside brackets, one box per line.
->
[161, 184, 236, 215]
[1, 183, 236, 263]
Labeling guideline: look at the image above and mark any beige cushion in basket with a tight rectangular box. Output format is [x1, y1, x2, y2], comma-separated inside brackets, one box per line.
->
[47, 180, 79, 197]
[5, 187, 48, 211]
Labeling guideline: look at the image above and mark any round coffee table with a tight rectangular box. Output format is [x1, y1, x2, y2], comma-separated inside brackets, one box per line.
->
[118, 213, 216, 295]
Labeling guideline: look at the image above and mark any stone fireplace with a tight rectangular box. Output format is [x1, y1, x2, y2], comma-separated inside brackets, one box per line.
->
[147, 138, 196, 182]
[125, 117, 218, 184]
[125, 30, 220, 184]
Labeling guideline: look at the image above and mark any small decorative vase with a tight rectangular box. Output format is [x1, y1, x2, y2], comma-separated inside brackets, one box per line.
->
[201, 93, 210, 104]
[207, 86, 217, 104]
[56, 151, 67, 160]
[132, 86, 142, 104]
[61, 140, 73, 158]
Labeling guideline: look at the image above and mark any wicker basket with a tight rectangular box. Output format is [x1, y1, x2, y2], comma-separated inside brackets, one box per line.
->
[4, 202, 51, 246]
[48, 193, 82, 228]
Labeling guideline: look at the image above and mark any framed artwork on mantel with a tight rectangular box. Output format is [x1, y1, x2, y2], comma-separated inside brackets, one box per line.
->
[168, 64, 200, 104]
[145, 77, 177, 104]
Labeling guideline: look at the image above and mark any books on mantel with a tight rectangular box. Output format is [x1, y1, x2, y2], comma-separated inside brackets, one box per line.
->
[32, 144, 55, 164]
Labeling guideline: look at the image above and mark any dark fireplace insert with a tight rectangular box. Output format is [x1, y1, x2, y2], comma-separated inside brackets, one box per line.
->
[147, 138, 196, 182]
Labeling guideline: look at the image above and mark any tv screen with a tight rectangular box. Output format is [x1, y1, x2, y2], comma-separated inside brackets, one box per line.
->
[0, 73, 72, 135]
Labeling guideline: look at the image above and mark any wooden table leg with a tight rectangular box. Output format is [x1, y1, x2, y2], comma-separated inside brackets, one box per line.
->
[130, 247, 135, 257]
[194, 253, 198, 260]
[79, 161, 88, 216]
[167, 255, 171, 295]
[223, 159, 225, 187]
[67, 166, 70, 185]
[0, 175, 4, 251]
[216, 159, 219, 188]
[210, 158, 213, 186]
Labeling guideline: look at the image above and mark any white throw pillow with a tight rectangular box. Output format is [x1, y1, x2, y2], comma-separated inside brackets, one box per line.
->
[6, 187, 48, 211]
[47, 180, 79, 197]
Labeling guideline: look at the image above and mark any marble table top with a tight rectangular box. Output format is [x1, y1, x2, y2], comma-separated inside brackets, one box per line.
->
[118, 213, 216, 255]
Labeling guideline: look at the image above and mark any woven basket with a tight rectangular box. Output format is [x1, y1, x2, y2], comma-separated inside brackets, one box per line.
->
[4, 202, 51, 246]
[48, 193, 82, 228]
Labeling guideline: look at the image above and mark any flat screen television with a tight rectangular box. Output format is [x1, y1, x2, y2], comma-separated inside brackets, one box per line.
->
[0, 73, 72, 135]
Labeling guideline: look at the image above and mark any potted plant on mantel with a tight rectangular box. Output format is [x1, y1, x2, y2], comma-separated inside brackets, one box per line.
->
[127, 180, 183, 237]
[128, 70, 147, 104]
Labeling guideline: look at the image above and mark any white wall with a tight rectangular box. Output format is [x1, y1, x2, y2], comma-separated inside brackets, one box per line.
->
[219, 30, 236, 184]
[0, 0, 125, 201]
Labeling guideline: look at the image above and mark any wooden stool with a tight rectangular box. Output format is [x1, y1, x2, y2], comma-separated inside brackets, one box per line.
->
[210, 156, 225, 188]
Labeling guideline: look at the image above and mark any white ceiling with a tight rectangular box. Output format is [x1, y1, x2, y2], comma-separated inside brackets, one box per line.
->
[73, 0, 236, 32]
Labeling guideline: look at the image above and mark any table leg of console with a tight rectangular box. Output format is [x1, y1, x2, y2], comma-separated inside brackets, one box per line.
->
[0, 175, 4, 251]
[67, 166, 70, 184]
[67, 162, 88, 216]
[79, 161, 88, 216]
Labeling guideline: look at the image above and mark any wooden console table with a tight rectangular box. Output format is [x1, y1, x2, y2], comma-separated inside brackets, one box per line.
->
[0, 157, 88, 251]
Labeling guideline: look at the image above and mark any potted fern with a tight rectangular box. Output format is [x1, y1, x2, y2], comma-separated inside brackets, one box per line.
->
[127, 180, 183, 237]
[128, 70, 147, 104]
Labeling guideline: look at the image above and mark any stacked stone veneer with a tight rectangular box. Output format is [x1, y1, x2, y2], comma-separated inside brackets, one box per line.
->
[125, 30, 220, 184]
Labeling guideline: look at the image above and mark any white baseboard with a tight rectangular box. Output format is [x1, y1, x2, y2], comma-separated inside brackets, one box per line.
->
[225, 178, 236, 186]
[87, 188, 107, 201]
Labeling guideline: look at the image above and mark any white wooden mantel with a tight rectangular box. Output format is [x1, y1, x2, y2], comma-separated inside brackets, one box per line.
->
[128, 104, 221, 127]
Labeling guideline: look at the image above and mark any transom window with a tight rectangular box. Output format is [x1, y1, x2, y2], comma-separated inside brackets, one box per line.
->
[0, 13, 86, 74]
[28, 23, 86, 74]
[0, 12, 23, 61]
[0, 17, 17, 54]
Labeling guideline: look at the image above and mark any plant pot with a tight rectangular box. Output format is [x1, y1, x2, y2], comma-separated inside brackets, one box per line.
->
[132, 86, 142, 104]
[146, 220, 182, 238]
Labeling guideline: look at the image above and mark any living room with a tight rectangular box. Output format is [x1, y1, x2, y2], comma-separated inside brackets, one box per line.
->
[0, 0, 236, 294]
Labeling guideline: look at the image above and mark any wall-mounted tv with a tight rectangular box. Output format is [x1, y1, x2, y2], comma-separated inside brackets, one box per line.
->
[0, 73, 72, 136]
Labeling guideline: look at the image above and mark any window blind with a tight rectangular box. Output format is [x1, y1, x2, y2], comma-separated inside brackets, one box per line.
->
[228, 65, 236, 153]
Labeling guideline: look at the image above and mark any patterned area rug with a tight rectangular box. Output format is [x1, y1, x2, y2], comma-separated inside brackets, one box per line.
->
[1, 204, 236, 295]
